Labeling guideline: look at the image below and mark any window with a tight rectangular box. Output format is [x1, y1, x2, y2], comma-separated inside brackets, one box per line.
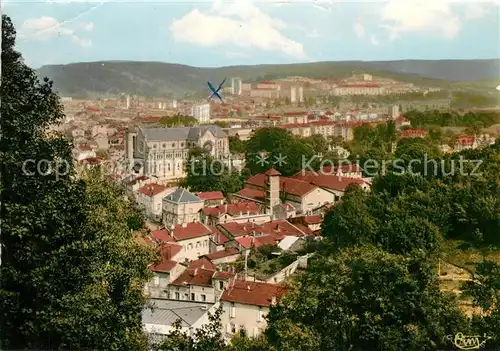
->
[239, 326, 246, 337]
[196, 241, 200, 248]
[201, 294, 206, 302]
[219, 281, 224, 290]
[172, 143, 175, 147]
[230, 323, 236, 334]
[162, 143, 166, 148]
[257, 307, 263, 322]
[230, 303, 236, 318]
[188, 243, 193, 250]
[205, 240, 208, 247]
[191, 293, 195, 301]
[184, 293, 188, 300]
[153, 144, 157, 148]
[181, 142, 184, 147]
[175, 292, 180, 300]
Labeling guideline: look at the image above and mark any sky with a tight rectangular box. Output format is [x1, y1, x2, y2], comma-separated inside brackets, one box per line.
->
[3, 0, 500, 68]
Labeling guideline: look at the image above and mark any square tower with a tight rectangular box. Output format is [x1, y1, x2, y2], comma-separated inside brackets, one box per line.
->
[264, 168, 281, 214]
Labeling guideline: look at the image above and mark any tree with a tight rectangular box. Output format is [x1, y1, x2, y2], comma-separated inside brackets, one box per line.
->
[159, 115, 198, 127]
[461, 260, 500, 350]
[245, 127, 316, 176]
[0, 16, 154, 349]
[265, 246, 469, 351]
[181, 149, 244, 196]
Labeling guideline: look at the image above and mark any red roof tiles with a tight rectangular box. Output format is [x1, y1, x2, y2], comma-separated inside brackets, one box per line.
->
[202, 202, 261, 217]
[151, 229, 175, 243]
[196, 191, 225, 201]
[293, 172, 366, 191]
[203, 247, 240, 261]
[236, 188, 266, 202]
[169, 222, 213, 241]
[137, 183, 168, 197]
[245, 174, 317, 197]
[221, 280, 284, 307]
[171, 268, 215, 287]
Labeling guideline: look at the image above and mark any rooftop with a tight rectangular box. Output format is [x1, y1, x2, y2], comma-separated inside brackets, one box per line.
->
[164, 188, 202, 204]
[221, 280, 284, 307]
[142, 299, 215, 328]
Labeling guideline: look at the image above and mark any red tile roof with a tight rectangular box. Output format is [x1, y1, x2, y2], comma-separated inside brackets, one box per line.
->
[159, 243, 183, 261]
[211, 226, 230, 245]
[196, 191, 225, 201]
[79, 157, 103, 165]
[171, 268, 215, 287]
[245, 174, 317, 197]
[293, 172, 366, 191]
[214, 271, 236, 280]
[202, 201, 262, 217]
[78, 145, 92, 151]
[169, 222, 213, 241]
[203, 247, 240, 261]
[219, 221, 263, 238]
[456, 136, 476, 144]
[303, 215, 322, 224]
[325, 110, 333, 116]
[260, 220, 307, 238]
[221, 280, 284, 307]
[137, 183, 168, 197]
[236, 235, 278, 249]
[151, 229, 175, 243]
[236, 188, 266, 202]
[151, 259, 177, 273]
[265, 168, 281, 176]
[188, 258, 216, 271]
[402, 129, 426, 137]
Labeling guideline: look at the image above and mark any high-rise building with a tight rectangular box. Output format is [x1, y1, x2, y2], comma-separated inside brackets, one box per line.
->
[191, 103, 211, 123]
[388, 104, 400, 119]
[298, 87, 304, 103]
[290, 87, 297, 103]
[231, 77, 242, 95]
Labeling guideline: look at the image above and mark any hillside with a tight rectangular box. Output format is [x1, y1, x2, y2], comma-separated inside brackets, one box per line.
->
[36, 59, 500, 98]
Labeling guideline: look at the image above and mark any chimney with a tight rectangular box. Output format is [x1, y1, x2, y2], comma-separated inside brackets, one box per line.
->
[194, 267, 198, 275]
[182, 222, 188, 228]
[170, 224, 175, 230]
[271, 296, 277, 305]
[247, 285, 250, 291]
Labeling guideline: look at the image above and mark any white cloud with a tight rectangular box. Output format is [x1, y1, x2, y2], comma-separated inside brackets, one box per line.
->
[170, 0, 307, 59]
[354, 20, 365, 39]
[307, 29, 321, 39]
[380, 1, 461, 40]
[80, 21, 94, 31]
[20, 16, 92, 47]
[226, 51, 249, 58]
[370, 35, 379, 46]
[464, 3, 488, 20]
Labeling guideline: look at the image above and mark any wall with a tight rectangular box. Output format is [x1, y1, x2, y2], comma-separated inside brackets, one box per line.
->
[176, 234, 211, 261]
[301, 188, 335, 213]
[221, 302, 269, 339]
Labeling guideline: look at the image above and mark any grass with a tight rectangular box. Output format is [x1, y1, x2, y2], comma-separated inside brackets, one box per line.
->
[440, 239, 500, 274]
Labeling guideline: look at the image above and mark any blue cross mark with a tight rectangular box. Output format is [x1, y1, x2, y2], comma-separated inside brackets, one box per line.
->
[207, 78, 226, 102]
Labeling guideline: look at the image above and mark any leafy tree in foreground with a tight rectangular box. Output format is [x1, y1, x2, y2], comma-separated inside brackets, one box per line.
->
[265, 246, 469, 351]
[0, 15, 154, 349]
[462, 260, 500, 349]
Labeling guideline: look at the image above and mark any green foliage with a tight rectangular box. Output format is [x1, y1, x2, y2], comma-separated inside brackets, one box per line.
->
[461, 260, 500, 349]
[181, 149, 244, 196]
[0, 16, 155, 349]
[228, 135, 247, 154]
[245, 127, 317, 176]
[405, 109, 500, 129]
[266, 246, 468, 351]
[159, 115, 198, 127]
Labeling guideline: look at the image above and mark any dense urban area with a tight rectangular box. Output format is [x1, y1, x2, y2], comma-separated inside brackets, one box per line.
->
[2, 12, 500, 351]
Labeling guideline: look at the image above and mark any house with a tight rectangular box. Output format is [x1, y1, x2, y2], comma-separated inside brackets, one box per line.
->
[455, 136, 478, 151]
[196, 191, 226, 207]
[394, 115, 411, 129]
[320, 164, 363, 178]
[162, 188, 205, 227]
[166, 222, 214, 261]
[71, 127, 85, 139]
[93, 133, 109, 150]
[202, 247, 241, 265]
[91, 125, 108, 137]
[124, 175, 151, 193]
[168, 267, 235, 303]
[201, 202, 270, 226]
[73, 145, 96, 161]
[401, 129, 426, 138]
[293, 172, 369, 201]
[142, 299, 217, 343]
[242, 169, 335, 215]
[220, 280, 284, 338]
[136, 183, 174, 221]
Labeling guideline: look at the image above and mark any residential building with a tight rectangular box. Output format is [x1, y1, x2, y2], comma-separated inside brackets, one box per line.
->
[196, 191, 226, 207]
[401, 129, 426, 138]
[293, 172, 369, 201]
[231, 77, 242, 95]
[220, 280, 283, 338]
[142, 299, 217, 343]
[242, 169, 336, 215]
[136, 183, 174, 221]
[162, 188, 205, 227]
[191, 103, 211, 123]
[332, 84, 385, 96]
[125, 125, 229, 181]
[201, 202, 270, 226]
[455, 136, 478, 151]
